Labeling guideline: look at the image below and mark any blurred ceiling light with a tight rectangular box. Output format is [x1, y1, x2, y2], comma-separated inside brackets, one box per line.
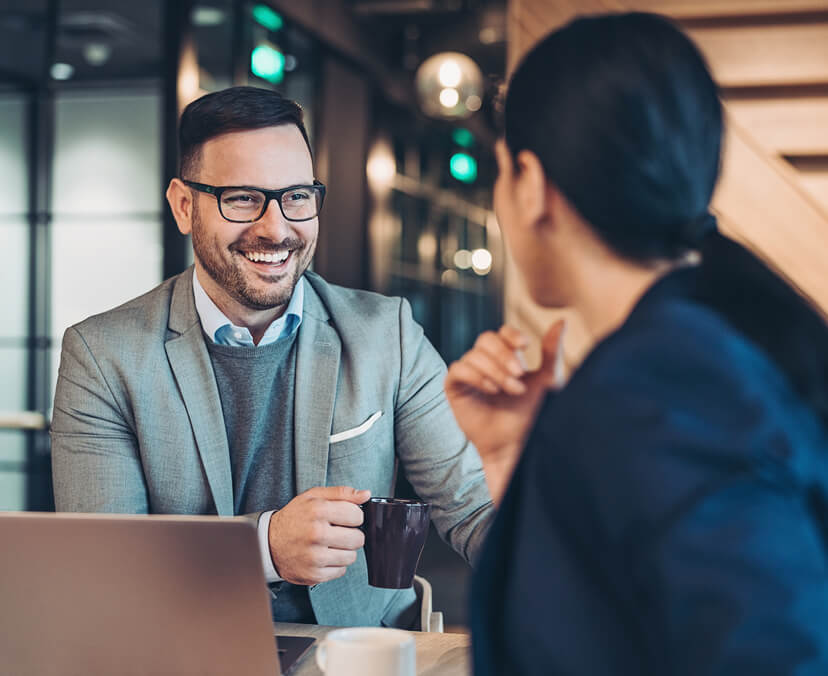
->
[438, 59, 461, 88]
[465, 95, 482, 112]
[50, 62, 74, 80]
[178, 53, 201, 109]
[252, 4, 283, 31]
[191, 5, 227, 26]
[441, 269, 458, 285]
[416, 51, 484, 120]
[366, 140, 396, 193]
[451, 128, 475, 148]
[439, 87, 459, 108]
[450, 152, 477, 184]
[83, 42, 111, 66]
[454, 249, 473, 270]
[471, 248, 493, 275]
[478, 27, 499, 44]
[251, 44, 285, 83]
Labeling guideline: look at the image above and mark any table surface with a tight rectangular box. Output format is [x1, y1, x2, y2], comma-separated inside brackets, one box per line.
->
[274, 622, 471, 676]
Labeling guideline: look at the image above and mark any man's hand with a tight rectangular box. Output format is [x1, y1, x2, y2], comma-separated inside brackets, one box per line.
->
[268, 486, 371, 585]
[444, 321, 565, 504]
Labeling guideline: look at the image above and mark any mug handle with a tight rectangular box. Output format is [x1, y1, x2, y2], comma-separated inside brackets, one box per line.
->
[315, 639, 328, 672]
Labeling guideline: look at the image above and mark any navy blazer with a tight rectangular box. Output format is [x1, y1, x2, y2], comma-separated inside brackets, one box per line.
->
[471, 268, 828, 675]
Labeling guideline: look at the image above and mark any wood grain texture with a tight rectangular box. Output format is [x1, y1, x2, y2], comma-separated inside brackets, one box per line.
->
[726, 96, 828, 155]
[786, 155, 828, 216]
[689, 22, 828, 88]
[713, 115, 828, 311]
[622, 0, 828, 19]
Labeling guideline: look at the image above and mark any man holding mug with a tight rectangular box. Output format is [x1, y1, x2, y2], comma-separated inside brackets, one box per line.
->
[51, 86, 493, 630]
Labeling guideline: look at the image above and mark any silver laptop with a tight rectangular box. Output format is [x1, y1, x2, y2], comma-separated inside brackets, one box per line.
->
[0, 512, 315, 675]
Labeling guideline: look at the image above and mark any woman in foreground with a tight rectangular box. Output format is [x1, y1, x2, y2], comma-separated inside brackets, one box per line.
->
[445, 12, 828, 675]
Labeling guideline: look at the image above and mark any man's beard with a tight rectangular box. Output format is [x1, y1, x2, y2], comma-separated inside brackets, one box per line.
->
[190, 201, 314, 311]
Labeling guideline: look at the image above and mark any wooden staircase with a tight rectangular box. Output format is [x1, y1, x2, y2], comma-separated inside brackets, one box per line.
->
[506, 0, 828, 370]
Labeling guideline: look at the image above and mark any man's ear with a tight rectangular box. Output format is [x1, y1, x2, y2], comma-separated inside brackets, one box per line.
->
[514, 150, 552, 231]
[166, 178, 194, 235]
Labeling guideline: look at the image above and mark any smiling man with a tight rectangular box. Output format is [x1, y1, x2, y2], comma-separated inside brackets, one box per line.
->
[50, 86, 493, 629]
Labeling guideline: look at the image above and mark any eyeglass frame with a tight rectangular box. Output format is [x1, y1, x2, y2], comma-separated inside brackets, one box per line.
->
[181, 179, 326, 223]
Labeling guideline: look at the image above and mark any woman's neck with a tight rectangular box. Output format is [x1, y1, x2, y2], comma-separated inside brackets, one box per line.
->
[570, 251, 675, 344]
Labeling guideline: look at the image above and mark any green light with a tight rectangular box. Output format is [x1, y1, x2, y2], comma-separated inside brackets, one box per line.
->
[451, 128, 475, 148]
[450, 153, 477, 183]
[252, 4, 284, 31]
[251, 44, 285, 83]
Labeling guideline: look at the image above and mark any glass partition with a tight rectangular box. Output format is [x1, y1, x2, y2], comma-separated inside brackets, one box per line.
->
[0, 92, 32, 509]
[50, 89, 163, 395]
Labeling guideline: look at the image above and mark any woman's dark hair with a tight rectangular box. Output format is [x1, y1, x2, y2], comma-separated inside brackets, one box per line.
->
[178, 86, 310, 178]
[504, 12, 828, 426]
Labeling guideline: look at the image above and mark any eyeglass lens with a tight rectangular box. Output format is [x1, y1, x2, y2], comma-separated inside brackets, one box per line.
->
[219, 187, 320, 221]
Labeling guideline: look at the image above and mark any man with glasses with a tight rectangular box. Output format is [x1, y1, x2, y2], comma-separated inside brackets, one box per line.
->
[51, 86, 493, 629]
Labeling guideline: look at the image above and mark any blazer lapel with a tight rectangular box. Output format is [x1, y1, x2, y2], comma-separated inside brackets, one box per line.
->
[165, 269, 234, 516]
[293, 280, 341, 494]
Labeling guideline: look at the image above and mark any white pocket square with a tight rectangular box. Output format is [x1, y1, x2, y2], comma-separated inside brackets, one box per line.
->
[329, 411, 383, 444]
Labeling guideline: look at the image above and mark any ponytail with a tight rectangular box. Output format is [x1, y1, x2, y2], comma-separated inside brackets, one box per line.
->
[698, 229, 828, 428]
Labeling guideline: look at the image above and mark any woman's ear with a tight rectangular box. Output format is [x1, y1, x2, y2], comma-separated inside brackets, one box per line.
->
[514, 150, 552, 230]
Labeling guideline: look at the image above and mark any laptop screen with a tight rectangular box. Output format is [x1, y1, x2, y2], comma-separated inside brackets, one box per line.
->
[0, 513, 296, 675]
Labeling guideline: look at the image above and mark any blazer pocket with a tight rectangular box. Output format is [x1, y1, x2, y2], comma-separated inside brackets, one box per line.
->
[328, 411, 386, 462]
[329, 410, 383, 444]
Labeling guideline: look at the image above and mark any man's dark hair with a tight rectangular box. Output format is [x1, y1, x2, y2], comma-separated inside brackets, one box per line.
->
[178, 86, 311, 178]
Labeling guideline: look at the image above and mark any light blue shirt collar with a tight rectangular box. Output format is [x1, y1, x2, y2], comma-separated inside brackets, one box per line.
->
[192, 269, 304, 347]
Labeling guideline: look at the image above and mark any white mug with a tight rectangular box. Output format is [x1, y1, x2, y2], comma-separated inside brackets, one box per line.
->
[315, 627, 416, 676]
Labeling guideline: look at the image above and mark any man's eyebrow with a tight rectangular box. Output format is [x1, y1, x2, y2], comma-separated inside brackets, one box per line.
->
[216, 181, 316, 189]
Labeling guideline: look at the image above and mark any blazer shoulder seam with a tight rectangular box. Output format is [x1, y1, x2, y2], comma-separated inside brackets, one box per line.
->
[67, 325, 133, 432]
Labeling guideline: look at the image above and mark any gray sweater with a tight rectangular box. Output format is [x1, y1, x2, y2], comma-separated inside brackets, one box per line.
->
[206, 332, 314, 623]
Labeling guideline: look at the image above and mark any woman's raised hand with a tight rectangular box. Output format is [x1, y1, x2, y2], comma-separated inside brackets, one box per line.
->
[444, 320, 565, 504]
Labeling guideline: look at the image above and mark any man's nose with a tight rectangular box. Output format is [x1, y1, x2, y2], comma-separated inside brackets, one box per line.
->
[251, 198, 290, 237]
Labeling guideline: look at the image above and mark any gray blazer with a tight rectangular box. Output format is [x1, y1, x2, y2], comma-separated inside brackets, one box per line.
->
[51, 268, 493, 627]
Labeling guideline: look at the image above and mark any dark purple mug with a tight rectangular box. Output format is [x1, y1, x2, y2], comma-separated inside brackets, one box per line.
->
[361, 498, 431, 589]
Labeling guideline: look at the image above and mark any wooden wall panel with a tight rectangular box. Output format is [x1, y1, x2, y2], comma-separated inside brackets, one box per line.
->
[726, 96, 828, 156]
[689, 22, 828, 88]
[512, 5, 828, 88]
[787, 156, 828, 214]
[798, 173, 828, 215]
[624, 0, 828, 18]
[713, 117, 828, 308]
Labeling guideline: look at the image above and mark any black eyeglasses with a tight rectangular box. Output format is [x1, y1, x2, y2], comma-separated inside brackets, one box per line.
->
[182, 179, 326, 223]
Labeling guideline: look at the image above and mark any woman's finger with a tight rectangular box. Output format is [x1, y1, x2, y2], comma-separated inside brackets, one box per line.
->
[463, 350, 527, 395]
[446, 360, 501, 395]
[475, 332, 526, 378]
[498, 325, 529, 351]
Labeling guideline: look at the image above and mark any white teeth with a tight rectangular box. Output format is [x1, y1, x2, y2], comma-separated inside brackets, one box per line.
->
[244, 251, 289, 264]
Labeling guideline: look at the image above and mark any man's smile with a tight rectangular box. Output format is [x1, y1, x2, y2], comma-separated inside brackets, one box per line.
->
[241, 249, 291, 265]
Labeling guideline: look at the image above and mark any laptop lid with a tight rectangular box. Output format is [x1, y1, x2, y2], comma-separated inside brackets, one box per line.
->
[0, 512, 284, 676]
